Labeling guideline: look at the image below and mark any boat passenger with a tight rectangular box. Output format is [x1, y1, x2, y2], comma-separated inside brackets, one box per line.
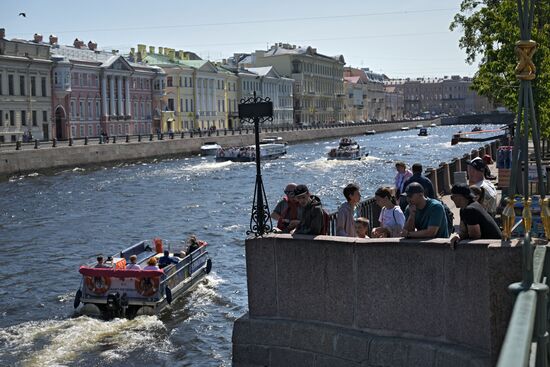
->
[371, 187, 406, 238]
[292, 184, 324, 236]
[271, 183, 301, 233]
[355, 217, 370, 239]
[94, 255, 111, 268]
[158, 250, 179, 269]
[126, 255, 141, 270]
[336, 184, 361, 237]
[400, 183, 449, 239]
[469, 185, 485, 204]
[185, 235, 201, 255]
[402, 163, 435, 199]
[143, 257, 160, 270]
[449, 184, 501, 248]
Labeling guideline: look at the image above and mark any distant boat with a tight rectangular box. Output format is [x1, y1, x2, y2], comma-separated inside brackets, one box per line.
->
[200, 142, 221, 156]
[365, 130, 376, 135]
[430, 123, 437, 127]
[401, 126, 410, 131]
[415, 124, 424, 129]
[215, 143, 286, 162]
[472, 126, 482, 132]
[418, 128, 428, 137]
[260, 136, 287, 146]
[327, 138, 365, 160]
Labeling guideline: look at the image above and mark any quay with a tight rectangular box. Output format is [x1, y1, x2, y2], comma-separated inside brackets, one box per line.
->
[0, 119, 435, 180]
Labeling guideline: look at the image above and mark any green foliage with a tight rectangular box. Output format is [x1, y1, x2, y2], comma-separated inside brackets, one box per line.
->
[450, 0, 550, 136]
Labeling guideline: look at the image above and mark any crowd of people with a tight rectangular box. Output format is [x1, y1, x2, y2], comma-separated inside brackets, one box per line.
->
[271, 155, 502, 246]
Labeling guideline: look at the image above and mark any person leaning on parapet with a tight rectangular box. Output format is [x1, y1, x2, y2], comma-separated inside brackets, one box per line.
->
[394, 161, 413, 210]
[271, 183, 301, 233]
[371, 187, 406, 238]
[292, 184, 324, 236]
[402, 163, 435, 199]
[336, 183, 361, 237]
[400, 183, 449, 239]
[449, 184, 502, 248]
[466, 157, 497, 216]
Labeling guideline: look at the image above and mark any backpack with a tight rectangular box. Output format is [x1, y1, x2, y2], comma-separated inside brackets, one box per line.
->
[320, 208, 331, 235]
[436, 199, 455, 234]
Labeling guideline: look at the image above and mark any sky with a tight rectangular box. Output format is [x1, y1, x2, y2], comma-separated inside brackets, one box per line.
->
[2, 0, 481, 78]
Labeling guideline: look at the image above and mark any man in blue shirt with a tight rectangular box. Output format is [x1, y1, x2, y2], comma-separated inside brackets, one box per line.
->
[400, 183, 449, 239]
[403, 163, 435, 199]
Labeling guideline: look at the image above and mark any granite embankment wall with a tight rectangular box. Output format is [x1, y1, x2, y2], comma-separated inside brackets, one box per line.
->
[0, 119, 431, 180]
[233, 234, 521, 367]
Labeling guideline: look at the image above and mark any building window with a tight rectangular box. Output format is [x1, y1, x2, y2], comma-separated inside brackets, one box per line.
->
[95, 101, 100, 118]
[184, 77, 188, 87]
[0, 110, 2, 126]
[71, 101, 76, 118]
[21, 111, 27, 126]
[31, 76, 36, 96]
[118, 124, 122, 135]
[71, 125, 76, 138]
[19, 75, 25, 96]
[88, 101, 92, 119]
[168, 98, 174, 111]
[80, 125, 84, 137]
[167, 77, 173, 87]
[10, 111, 15, 126]
[185, 99, 189, 112]
[41, 77, 47, 96]
[8, 75, 14, 95]
[32, 111, 37, 126]
[79, 101, 84, 120]
[88, 125, 93, 136]
[43, 110, 48, 122]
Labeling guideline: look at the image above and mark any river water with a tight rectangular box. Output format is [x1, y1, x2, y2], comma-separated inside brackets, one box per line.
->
[0, 124, 500, 366]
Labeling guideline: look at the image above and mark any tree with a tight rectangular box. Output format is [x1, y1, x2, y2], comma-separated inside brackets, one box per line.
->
[450, 0, 550, 136]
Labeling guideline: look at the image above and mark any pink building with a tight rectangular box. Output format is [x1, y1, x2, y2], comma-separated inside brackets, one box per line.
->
[50, 37, 165, 139]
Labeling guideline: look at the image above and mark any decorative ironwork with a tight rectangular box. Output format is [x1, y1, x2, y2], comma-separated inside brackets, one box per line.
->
[240, 92, 274, 237]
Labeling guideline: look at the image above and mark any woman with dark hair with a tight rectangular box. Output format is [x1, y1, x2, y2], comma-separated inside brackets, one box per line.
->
[469, 185, 485, 204]
[371, 187, 406, 238]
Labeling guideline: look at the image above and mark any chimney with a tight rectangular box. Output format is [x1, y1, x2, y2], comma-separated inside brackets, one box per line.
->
[158, 46, 164, 55]
[33, 33, 43, 43]
[87, 41, 97, 51]
[149, 45, 155, 54]
[0, 28, 5, 39]
[49, 34, 58, 45]
[168, 49, 175, 61]
[164, 47, 170, 56]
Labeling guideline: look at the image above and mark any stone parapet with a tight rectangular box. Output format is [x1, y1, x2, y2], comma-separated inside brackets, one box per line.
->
[237, 234, 521, 365]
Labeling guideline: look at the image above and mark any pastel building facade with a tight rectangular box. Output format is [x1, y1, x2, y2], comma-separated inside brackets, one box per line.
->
[235, 43, 345, 124]
[51, 38, 165, 140]
[0, 30, 52, 142]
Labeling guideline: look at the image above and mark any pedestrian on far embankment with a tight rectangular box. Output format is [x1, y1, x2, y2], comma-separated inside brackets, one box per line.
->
[394, 161, 413, 211]
[466, 157, 497, 216]
[371, 187, 405, 238]
[336, 184, 361, 237]
[271, 183, 301, 233]
[292, 184, 324, 236]
[449, 184, 502, 248]
[402, 163, 435, 199]
[400, 183, 449, 239]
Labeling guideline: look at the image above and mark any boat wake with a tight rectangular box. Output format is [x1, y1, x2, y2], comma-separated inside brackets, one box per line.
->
[0, 316, 172, 367]
[182, 161, 233, 172]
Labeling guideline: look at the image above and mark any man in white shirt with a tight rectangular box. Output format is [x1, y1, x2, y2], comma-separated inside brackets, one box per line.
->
[467, 157, 497, 216]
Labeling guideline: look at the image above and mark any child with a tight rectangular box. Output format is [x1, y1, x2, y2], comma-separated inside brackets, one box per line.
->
[355, 217, 370, 238]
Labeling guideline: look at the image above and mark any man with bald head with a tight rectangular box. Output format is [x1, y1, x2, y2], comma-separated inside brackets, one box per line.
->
[271, 183, 301, 232]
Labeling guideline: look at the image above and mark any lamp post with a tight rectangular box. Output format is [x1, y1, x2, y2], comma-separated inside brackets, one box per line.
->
[239, 91, 274, 237]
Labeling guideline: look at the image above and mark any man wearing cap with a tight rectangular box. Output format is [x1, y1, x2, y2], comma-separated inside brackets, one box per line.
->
[449, 184, 501, 247]
[402, 163, 435, 199]
[467, 157, 497, 216]
[400, 182, 449, 238]
[271, 183, 301, 233]
[292, 184, 324, 235]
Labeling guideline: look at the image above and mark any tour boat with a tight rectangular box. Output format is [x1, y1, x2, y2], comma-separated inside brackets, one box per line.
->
[215, 143, 287, 162]
[200, 142, 222, 156]
[260, 136, 288, 146]
[74, 239, 212, 319]
[418, 128, 428, 136]
[327, 137, 365, 160]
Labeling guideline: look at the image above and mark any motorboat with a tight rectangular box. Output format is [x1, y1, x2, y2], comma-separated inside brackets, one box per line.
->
[200, 142, 222, 156]
[472, 126, 482, 132]
[260, 136, 288, 146]
[430, 123, 437, 127]
[215, 143, 286, 162]
[415, 124, 424, 129]
[400, 126, 410, 131]
[74, 239, 212, 319]
[418, 128, 428, 136]
[327, 137, 365, 160]
[365, 130, 376, 135]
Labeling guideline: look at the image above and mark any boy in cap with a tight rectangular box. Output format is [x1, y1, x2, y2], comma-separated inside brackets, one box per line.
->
[449, 184, 501, 247]
[292, 184, 324, 235]
[400, 182, 449, 239]
[466, 157, 497, 216]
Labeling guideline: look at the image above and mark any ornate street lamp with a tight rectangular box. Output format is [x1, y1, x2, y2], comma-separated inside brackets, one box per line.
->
[239, 92, 274, 237]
